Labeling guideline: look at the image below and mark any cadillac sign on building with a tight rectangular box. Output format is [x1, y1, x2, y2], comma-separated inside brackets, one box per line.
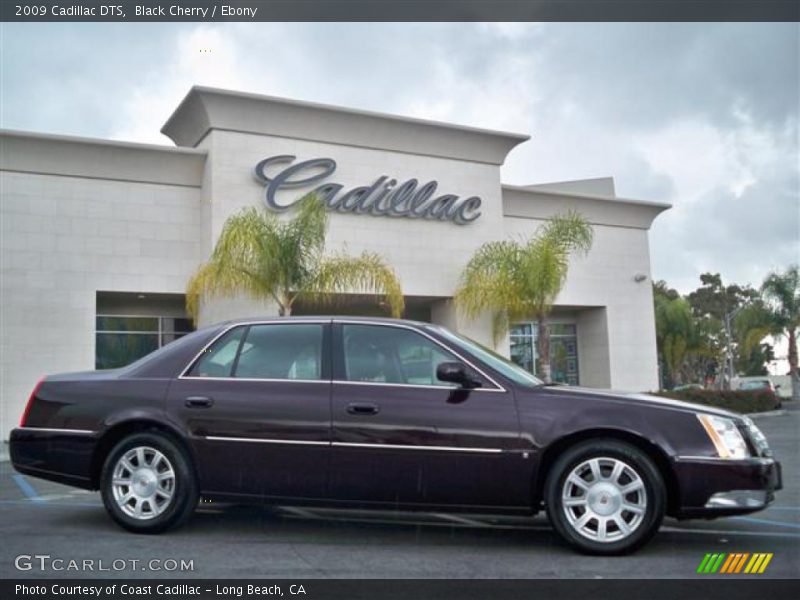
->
[254, 155, 483, 224]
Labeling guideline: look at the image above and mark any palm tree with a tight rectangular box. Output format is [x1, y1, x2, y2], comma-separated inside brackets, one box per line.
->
[654, 294, 696, 388]
[454, 211, 593, 383]
[738, 265, 799, 401]
[186, 194, 404, 320]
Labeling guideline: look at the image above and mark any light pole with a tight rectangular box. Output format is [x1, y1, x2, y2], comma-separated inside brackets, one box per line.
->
[723, 304, 747, 391]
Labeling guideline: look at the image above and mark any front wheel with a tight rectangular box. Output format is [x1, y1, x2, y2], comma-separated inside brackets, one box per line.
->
[544, 439, 665, 555]
[101, 432, 198, 534]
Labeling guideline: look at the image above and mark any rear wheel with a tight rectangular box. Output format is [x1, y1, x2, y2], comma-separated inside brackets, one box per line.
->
[544, 439, 665, 555]
[101, 432, 197, 533]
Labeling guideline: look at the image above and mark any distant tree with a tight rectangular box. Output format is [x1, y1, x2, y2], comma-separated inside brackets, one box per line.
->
[186, 195, 404, 320]
[684, 316, 722, 384]
[687, 273, 760, 388]
[653, 280, 680, 301]
[736, 341, 775, 377]
[736, 298, 776, 374]
[455, 211, 593, 383]
[688, 273, 758, 321]
[738, 266, 799, 401]
[653, 287, 698, 388]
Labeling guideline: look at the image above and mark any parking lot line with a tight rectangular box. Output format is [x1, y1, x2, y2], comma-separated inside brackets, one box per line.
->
[11, 474, 44, 503]
[731, 516, 800, 530]
[0, 499, 99, 508]
[660, 525, 800, 538]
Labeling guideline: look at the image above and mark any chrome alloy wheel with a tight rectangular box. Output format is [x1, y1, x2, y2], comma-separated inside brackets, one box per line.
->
[111, 446, 176, 520]
[561, 457, 647, 543]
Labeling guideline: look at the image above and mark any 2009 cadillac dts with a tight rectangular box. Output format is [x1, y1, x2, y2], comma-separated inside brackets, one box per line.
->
[10, 317, 782, 554]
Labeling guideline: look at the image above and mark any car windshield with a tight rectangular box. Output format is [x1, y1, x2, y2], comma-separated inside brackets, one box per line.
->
[428, 325, 544, 388]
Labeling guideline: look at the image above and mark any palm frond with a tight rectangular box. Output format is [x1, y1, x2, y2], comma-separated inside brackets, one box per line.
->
[539, 210, 594, 256]
[455, 240, 522, 319]
[491, 310, 511, 347]
[736, 302, 783, 357]
[522, 237, 569, 313]
[282, 193, 329, 276]
[454, 212, 594, 343]
[186, 259, 276, 321]
[762, 265, 799, 327]
[302, 251, 405, 317]
[186, 194, 406, 320]
[185, 207, 283, 320]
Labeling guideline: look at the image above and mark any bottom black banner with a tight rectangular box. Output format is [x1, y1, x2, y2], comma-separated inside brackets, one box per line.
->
[2, 579, 798, 600]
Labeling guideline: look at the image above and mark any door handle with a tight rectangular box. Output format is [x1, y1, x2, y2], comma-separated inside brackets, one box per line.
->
[185, 396, 214, 408]
[346, 402, 380, 416]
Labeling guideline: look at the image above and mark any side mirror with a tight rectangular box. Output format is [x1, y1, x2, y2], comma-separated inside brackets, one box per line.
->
[436, 362, 481, 389]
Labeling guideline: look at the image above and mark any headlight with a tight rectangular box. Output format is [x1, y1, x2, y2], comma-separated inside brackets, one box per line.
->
[697, 414, 750, 459]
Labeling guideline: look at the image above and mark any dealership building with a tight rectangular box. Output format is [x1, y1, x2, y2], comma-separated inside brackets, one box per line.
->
[0, 86, 669, 440]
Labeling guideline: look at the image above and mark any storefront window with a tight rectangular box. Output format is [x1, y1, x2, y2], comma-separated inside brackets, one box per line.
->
[96, 315, 194, 369]
[509, 322, 579, 385]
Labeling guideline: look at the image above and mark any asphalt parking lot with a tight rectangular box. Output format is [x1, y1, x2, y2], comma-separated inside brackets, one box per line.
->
[1, 408, 798, 580]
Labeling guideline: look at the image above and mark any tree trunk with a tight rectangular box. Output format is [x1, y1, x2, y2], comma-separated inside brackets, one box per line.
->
[277, 292, 292, 317]
[672, 367, 683, 387]
[537, 316, 551, 384]
[789, 328, 799, 402]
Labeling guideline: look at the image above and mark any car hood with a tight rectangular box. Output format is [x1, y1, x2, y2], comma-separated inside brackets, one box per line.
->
[541, 385, 740, 419]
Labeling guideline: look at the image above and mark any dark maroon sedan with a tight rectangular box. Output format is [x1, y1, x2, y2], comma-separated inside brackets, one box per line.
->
[10, 317, 781, 554]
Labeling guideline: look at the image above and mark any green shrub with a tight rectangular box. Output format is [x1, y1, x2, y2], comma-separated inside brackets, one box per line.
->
[652, 389, 781, 414]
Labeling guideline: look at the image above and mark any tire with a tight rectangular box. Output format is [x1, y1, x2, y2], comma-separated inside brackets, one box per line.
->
[100, 431, 198, 534]
[544, 439, 665, 555]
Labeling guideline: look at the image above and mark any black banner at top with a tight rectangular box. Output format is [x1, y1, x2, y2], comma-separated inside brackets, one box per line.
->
[1, 0, 799, 22]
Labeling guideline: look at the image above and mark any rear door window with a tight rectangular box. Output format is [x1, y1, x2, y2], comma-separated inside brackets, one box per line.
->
[234, 324, 324, 380]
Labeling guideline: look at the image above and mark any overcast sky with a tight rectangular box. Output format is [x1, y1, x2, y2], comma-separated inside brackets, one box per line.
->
[2, 22, 797, 293]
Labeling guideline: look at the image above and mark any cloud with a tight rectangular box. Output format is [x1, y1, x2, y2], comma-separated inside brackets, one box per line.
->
[0, 23, 188, 137]
[109, 24, 252, 143]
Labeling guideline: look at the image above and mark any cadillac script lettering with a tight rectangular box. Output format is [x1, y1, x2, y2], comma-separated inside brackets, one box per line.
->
[253, 155, 482, 225]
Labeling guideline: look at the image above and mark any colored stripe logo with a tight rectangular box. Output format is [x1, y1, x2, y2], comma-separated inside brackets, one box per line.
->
[696, 553, 773, 574]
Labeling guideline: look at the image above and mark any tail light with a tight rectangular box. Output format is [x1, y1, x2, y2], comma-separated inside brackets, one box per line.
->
[20, 377, 45, 427]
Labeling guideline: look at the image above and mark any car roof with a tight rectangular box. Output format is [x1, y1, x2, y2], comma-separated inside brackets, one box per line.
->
[216, 315, 434, 328]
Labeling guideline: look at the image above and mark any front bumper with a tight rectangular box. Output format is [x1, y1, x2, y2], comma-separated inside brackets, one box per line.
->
[672, 456, 782, 519]
[705, 489, 770, 509]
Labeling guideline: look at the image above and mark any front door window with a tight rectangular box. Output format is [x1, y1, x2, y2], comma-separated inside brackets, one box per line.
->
[341, 324, 470, 387]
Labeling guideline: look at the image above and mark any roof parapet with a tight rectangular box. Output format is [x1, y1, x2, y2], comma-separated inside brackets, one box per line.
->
[161, 86, 529, 165]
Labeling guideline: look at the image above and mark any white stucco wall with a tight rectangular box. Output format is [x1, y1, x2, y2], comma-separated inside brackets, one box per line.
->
[0, 161, 203, 440]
